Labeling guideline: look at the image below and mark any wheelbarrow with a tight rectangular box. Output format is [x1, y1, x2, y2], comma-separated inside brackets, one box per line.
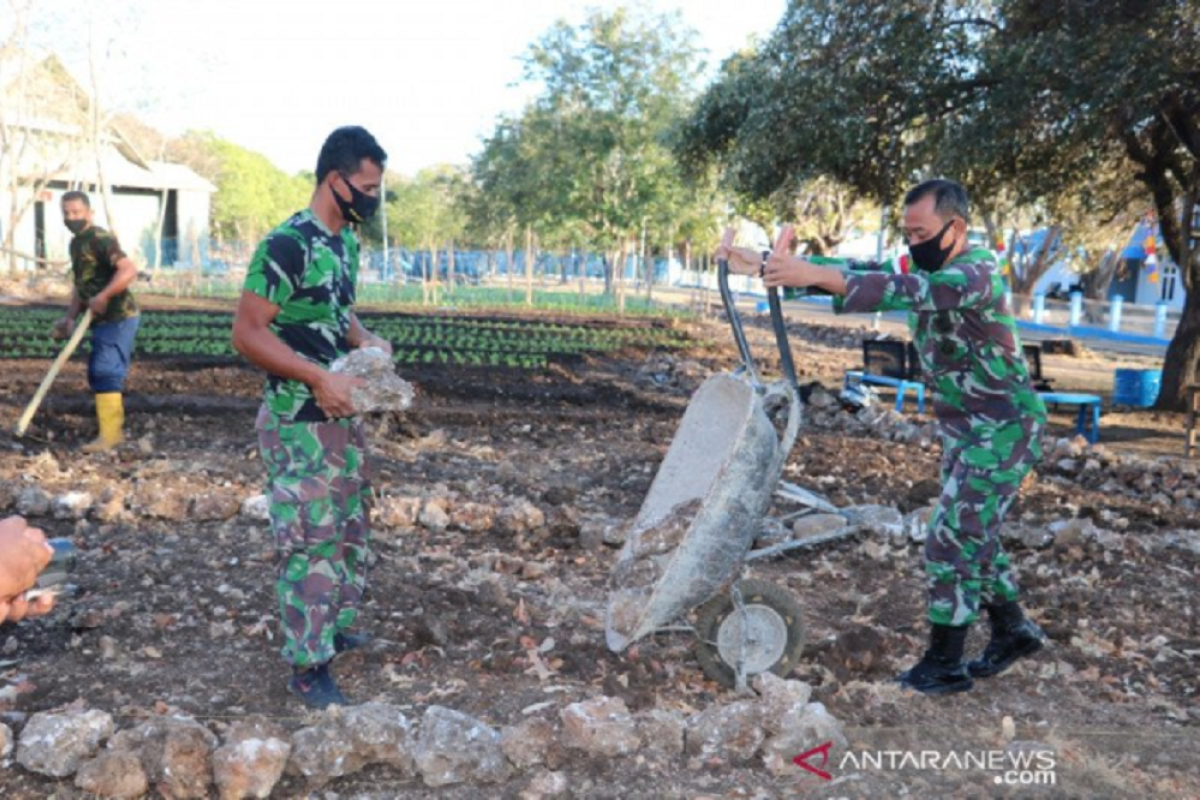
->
[605, 247, 839, 689]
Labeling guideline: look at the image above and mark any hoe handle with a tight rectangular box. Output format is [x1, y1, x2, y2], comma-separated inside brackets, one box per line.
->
[15, 308, 93, 437]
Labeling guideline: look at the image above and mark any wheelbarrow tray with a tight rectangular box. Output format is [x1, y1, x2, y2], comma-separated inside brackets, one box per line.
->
[605, 371, 800, 652]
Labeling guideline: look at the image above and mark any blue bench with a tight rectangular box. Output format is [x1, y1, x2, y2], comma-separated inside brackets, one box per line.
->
[844, 370, 927, 414]
[1038, 392, 1102, 443]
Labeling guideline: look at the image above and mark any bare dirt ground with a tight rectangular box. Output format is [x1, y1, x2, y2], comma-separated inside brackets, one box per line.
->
[0, 299, 1197, 797]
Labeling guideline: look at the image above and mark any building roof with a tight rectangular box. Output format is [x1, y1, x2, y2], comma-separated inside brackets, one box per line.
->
[4, 53, 212, 194]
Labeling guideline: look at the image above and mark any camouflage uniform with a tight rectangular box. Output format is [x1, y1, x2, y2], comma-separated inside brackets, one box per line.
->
[832, 247, 1047, 626]
[244, 209, 371, 668]
[70, 226, 140, 392]
[70, 226, 139, 324]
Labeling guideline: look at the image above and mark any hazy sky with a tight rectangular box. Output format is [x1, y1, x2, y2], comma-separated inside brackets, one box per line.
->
[16, 0, 785, 175]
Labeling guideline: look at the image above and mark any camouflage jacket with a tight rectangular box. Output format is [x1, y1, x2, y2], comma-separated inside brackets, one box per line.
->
[70, 226, 138, 324]
[243, 209, 359, 423]
[833, 247, 1047, 444]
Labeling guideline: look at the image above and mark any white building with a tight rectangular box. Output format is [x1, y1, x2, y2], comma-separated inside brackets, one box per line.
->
[0, 54, 214, 273]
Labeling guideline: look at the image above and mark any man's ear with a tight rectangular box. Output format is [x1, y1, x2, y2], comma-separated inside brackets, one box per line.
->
[947, 219, 964, 246]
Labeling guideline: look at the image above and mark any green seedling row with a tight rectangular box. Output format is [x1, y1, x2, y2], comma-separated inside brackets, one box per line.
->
[0, 307, 686, 370]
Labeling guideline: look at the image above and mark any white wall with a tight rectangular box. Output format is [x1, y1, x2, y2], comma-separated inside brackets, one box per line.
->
[175, 189, 211, 266]
[1134, 260, 1185, 310]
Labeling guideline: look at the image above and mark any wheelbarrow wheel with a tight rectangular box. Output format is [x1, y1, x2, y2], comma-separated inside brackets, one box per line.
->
[694, 578, 806, 688]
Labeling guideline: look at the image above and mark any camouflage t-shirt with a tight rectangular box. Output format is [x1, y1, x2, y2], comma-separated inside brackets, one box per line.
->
[833, 247, 1047, 443]
[243, 209, 359, 423]
[69, 226, 138, 324]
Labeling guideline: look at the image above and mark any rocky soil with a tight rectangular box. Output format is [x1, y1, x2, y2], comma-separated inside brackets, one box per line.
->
[0, 307, 1196, 798]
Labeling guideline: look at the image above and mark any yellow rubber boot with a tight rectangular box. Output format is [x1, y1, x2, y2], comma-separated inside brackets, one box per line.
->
[81, 392, 124, 453]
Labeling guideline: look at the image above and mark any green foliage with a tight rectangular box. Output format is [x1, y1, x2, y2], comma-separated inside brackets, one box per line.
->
[678, 0, 1200, 405]
[468, 7, 718, 271]
[169, 131, 311, 243]
[386, 165, 469, 250]
[0, 306, 688, 371]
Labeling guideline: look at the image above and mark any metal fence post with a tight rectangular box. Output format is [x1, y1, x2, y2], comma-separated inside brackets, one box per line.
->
[1109, 295, 1124, 333]
[1069, 292, 1083, 327]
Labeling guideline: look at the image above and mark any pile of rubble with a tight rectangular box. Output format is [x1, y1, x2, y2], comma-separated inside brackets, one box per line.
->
[803, 384, 1198, 514]
[0, 475, 557, 542]
[803, 384, 937, 445]
[1039, 437, 1199, 512]
[2, 674, 843, 797]
[634, 355, 711, 392]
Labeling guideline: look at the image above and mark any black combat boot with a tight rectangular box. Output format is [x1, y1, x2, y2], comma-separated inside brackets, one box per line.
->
[897, 624, 974, 695]
[288, 662, 348, 709]
[333, 630, 372, 655]
[968, 601, 1045, 678]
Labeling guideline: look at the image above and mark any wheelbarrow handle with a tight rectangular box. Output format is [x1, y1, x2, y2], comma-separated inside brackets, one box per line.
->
[717, 258, 760, 385]
[766, 287, 799, 394]
[716, 263, 799, 395]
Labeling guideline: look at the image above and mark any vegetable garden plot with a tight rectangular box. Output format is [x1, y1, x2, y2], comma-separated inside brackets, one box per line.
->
[0, 307, 690, 369]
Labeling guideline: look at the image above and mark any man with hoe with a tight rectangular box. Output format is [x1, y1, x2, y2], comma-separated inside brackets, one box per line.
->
[52, 190, 141, 452]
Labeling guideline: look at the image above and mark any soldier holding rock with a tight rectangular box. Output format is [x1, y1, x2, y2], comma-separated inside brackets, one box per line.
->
[232, 126, 392, 708]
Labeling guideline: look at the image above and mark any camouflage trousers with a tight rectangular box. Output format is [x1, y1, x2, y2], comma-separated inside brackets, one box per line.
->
[925, 419, 1042, 626]
[256, 405, 372, 667]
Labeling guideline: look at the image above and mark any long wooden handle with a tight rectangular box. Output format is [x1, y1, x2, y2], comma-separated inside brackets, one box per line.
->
[14, 308, 94, 437]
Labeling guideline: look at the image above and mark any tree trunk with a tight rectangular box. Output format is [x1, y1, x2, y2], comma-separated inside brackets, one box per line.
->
[421, 245, 431, 306]
[524, 225, 534, 307]
[447, 239, 455, 291]
[616, 241, 628, 315]
[578, 250, 587, 304]
[505, 230, 515, 298]
[1080, 248, 1122, 302]
[1012, 226, 1062, 297]
[1156, 286, 1200, 411]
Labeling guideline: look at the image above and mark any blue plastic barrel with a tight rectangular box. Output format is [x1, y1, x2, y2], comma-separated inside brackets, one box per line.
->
[1112, 368, 1162, 407]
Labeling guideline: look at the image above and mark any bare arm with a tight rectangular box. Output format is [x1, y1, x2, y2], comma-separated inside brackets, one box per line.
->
[232, 291, 363, 418]
[347, 312, 393, 355]
[87, 254, 139, 316]
[762, 256, 849, 296]
[66, 287, 83, 319]
[96, 255, 138, 302]
[52, 288, 85, 339]
[761, 226, 849, 296]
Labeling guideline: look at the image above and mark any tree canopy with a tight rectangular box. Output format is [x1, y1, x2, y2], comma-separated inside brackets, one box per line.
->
[678, 0, 1200, 408]
[169, 131, 311, 245]
[468, 7, 717, 289]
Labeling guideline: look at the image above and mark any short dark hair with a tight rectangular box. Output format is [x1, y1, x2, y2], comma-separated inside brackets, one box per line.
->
[905, 179, 970, 225]
[61, 190, 90, 207]
[315, 126, 387, 186]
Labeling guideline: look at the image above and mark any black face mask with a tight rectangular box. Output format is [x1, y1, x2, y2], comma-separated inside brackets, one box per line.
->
[908, 220, 957, 272]
[332, 172, 380, 223]
[64, 218, 88, 235]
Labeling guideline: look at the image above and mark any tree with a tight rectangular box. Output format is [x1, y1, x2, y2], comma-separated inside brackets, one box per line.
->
[386, 165, 467, 304]
[970, 1, 1200, 410]
[0, 7, 87, 273]
[167, 131, 309, 246]
[469, 7, 710, 299]
[679, 0, 1200, 408]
